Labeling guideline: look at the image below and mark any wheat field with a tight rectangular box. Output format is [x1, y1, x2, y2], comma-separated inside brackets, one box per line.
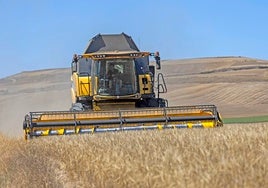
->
[0, 123, 267, 188]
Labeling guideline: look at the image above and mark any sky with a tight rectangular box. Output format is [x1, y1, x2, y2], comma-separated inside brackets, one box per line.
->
[1, 0, 268, 78]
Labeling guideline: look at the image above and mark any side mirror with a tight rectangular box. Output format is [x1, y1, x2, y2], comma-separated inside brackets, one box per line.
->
[71, 54, 78, 73]
[154, 51, 161, 70]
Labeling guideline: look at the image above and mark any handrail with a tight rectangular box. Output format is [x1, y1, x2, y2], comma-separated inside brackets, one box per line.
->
[157, 73, 167, 99]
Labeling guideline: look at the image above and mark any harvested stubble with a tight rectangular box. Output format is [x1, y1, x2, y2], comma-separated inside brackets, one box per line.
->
[0, 123, 267, 188]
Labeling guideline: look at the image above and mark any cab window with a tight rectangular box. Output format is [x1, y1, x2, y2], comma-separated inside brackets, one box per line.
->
[78, 58, 92, 75]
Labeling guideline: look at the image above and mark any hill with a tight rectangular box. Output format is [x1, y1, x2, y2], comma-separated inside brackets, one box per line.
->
[161, 56, 268, 117]
[0, 56, 268, 137]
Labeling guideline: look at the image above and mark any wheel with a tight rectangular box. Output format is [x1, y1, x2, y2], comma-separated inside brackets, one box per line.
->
[70, 103, 84, 111]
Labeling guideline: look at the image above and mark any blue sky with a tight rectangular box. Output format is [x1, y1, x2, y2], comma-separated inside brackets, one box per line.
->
[1, 0, 268, 78]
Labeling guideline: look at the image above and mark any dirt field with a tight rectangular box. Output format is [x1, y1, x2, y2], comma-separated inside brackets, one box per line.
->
[161, 57, 268, 117]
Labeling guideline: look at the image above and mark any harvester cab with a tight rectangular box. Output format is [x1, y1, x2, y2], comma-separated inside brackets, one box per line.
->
[70, 33, 167, 112]
[23, 33, 223, 140]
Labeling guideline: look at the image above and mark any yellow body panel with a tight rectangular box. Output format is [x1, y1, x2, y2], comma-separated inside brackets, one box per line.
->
[138, 74, 153, 94]
[72, 73, 92, 97]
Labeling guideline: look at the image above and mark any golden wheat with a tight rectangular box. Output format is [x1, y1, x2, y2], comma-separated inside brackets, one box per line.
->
[0, 123, 267, 188]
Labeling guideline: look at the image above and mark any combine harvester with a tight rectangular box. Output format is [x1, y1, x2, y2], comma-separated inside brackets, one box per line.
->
[23, 33, 223, 140]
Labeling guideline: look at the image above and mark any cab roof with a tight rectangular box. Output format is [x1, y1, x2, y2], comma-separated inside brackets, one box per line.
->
[83, 33, 140, 54]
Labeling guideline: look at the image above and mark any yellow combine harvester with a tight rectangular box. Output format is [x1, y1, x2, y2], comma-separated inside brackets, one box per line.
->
[23, 33, 223, 140]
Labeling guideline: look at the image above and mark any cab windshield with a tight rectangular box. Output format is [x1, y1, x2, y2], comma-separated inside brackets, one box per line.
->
[94, 59, 137, 96]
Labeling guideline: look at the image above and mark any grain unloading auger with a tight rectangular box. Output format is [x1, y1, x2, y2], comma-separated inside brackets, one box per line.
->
[23, 33, 223, 140]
